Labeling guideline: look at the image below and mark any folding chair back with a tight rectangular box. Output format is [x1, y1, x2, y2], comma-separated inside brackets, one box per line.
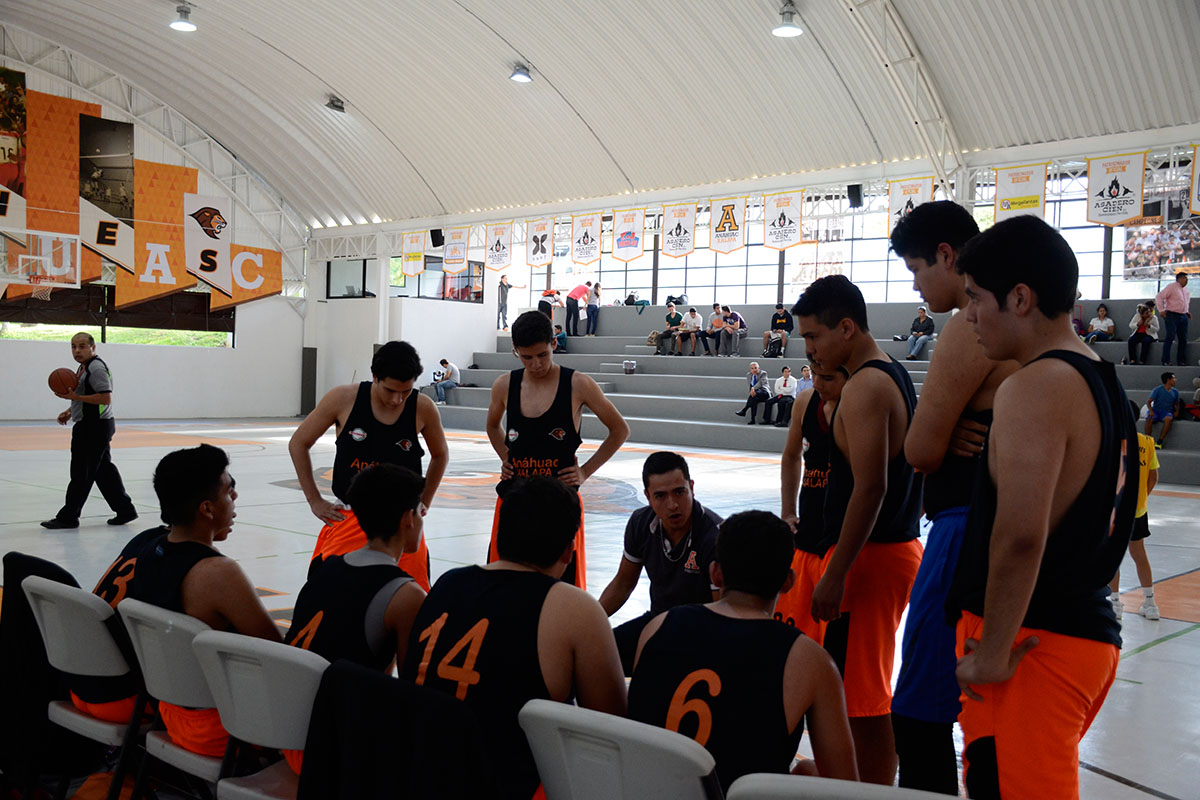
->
[118, 598, 214, 708]
[22, 575, 129, 677]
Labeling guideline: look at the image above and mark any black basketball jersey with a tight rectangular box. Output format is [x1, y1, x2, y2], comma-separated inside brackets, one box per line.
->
[285, 553, 413, 672]
[924, 407, 993, 518]
[796, 392, 832, 555]
[332, 381, 424, 503]
[949, 351, 1137, 647]
[821, 358, 923, 553]
[501, 366, 582, 493]
[93, 526, 223, 613]
[401, 566, 558, 800]
[628, 605, 804, 794]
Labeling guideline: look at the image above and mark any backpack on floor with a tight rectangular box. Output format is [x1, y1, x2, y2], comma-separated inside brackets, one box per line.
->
[646, 330, 660, 346]
[763, 335, 783, 358]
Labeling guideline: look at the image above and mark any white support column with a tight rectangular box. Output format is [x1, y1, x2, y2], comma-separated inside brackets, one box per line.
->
[375, 234, 391, 345]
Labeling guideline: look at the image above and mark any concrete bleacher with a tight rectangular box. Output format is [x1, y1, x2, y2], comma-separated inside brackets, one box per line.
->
[432, 302, 1200, 485]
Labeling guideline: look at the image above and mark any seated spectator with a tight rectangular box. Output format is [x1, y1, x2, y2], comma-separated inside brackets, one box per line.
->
[537, 289, 563, 318]
[720, 305, 749, 357]
[764, 365, 799, 427]
[599, 452, 721, 674]
[628, 511, 858, 793]
[796, 364, 814, 392]
[704, 302, 724, 357]
[657, 302, 684, 355]
[762, 302, 794, 353]
[1083, 303, 1115, 344]
[553, 325, 568, 353]
[1147, 371, 1181, 448]
[905, 306, 936, 360]
[89, 445, 281, 755]
[677, 307, 709, 355]
[435, 358, 459, 404]
[734, 362, 771, 424]
[1128, 301, 1159, 365]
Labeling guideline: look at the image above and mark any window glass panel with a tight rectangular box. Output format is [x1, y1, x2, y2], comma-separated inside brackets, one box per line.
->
[857, 282, 888, 303]
[716, 286, 746, 305]
[852, 238, 891, 261]
[746, 284, 780, 305]
[850, 261, 888, 282]
[1076, 251, 1103, 276]
[885, 282, 922, 303]
[715, 265, 747, 286]
[1059, 200, 1088, 227]
[686, 266, 715, 290]
[1060, 226, 1104, 254]
[328, 259, 364, 298]
[1076, 276, 1103, 299]
[747, 262, 778, 285]
[715, 247, 747, 267]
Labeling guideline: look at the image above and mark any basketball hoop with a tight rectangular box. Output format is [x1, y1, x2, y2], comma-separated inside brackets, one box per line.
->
[28, 275, 53, 301]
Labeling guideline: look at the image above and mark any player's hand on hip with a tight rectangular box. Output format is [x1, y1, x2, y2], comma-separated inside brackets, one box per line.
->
[955, 635, 1039, 701]
[309, 497, 346, 525]
[557, 461, 584, 487]
[56, 410, 71, 425]
[500, 459, 514, 480]
[810, 573, 844, 622]
[782, 513, 799, 534]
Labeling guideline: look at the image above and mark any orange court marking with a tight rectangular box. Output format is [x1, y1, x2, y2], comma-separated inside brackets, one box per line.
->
[0, 426, 261, 451]
[1151, 489, 1200, 501]
[1121, 568, 1200, 624]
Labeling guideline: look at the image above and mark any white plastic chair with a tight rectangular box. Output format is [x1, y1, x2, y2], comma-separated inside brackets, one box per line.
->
[518, 698, 722, 800]
[191, 630, 328, 800]
[726, 774, 951, 799]
[117, 598, 224, 788]
[21, 575, 149, 800]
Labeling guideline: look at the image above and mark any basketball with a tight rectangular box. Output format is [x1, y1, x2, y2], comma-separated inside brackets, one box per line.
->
[48, 368, 78, 396]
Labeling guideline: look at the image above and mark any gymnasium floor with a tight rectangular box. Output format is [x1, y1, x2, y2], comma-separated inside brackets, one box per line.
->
[1, 418, 1197, 799]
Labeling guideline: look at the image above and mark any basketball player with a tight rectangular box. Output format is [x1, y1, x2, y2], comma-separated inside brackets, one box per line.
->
[793, 275, 924, 785]
[401, 476, 626, 800]
[282, 464, 428, 774]
[628, 511, 858, 793]
[42, 332, 138, 529]
[89, 445, 280, 757]
[949, 217, 1137, 799]
[288, 340, 447, 590]
[598, 451, 721, 675]
[888, 201, 1018, 793]
[778, 364, 847, 641]
[485, 310, 629, 588]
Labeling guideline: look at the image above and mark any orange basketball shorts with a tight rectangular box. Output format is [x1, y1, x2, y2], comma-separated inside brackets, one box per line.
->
[158, 701, 228, 758]
[312, 509, 431, 592]
[773, 548, 827, 642]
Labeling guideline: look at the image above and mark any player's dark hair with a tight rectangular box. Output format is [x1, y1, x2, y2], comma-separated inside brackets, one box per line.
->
[889, 200, 980, 263]
[957, 216, 1076, 318]
[154, 444, 230, 526]
[497, 477, 581, 567]
[715, 511, 795, 598]
[1097, 303, 1108, 314]
[512, 310, 554, 347]
[439, 359, 449, 366]
[72, 332, 95, 346]
[371, 341, 422, 382]
[1161, 371, 1174, 385]
[721, 305, 731, 313]
[554, 324, 563, 332]
[348, 465, 425, 542]
[642, 451, 691, 489]
[791, 275, 870, 332]
[712, 303, 720, 309]
[1177, 271, 1188, 281]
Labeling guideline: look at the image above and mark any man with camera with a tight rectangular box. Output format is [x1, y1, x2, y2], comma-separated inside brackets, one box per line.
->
[1127, 301, 1160, 366]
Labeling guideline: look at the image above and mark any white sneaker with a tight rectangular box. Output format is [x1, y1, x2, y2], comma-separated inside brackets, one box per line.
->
[435, 400, 446, 406]
[1110, 595, 1123, 620]
[1138, 600, 1160, 620]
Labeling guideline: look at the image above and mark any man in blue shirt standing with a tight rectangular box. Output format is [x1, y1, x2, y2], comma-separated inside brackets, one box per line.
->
[1146, 371, 1181, 448]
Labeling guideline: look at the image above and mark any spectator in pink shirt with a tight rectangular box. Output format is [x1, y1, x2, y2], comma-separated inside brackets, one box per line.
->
[1155, 272, 1191, 366]
[566, 282, 592, 337]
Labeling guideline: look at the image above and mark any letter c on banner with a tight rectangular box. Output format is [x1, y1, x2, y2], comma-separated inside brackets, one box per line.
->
[233, 251, 264, 290]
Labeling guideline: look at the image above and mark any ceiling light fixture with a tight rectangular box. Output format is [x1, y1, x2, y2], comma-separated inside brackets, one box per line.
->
[325, 95, 346, 113]
[169, 3, 196, 32]
[509, 65, 533, 83]
[772, 1, 803, 37]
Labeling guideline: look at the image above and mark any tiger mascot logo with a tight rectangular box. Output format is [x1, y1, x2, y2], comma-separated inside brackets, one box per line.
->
[190, 207, 228, 240]
[548, 428, 567, 441]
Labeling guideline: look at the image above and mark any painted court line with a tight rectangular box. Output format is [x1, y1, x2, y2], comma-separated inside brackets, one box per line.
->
[1079, 761, 1182, 800]
[1120, 623, 1200, 660]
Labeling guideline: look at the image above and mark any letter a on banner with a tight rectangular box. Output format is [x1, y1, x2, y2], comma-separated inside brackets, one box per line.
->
[442, 226, 469, 272]
[661, 202, 695, 258]
[1087, 152, 1146, 226]
[994, 163, 1048, 222]
[709, 196, 746, 254]
[763, 191, 802, 250]
[526, 216, 554, 269]
[485, 221, 511, 271]
[612, 208, 645, 262]
[401, 231, 425, 276]
[572, 212, 601, 266]
[1190, 144, 1200, 216]
[888, 177, 933, 223]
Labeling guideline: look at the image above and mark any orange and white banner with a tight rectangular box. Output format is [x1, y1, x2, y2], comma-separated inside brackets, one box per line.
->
[709, 196, 746, 254]
[78, 197, 133, 272]
[485, 221, 511, 271]
[1087, 152, 1145, 226]
[525, 216, 554, 268]
[442, 226, 469, 271]
[571, 212, 601, 266]
[209, 245, 283, 310]
[888, 177, 933, 223]
[763, 191, 802, 250]
[612, 207, 645, 263]
[183, 193, 233, 297]
[1190, 144, 1200, 217]
[661, 202, 695, 258]
[401, 230, 426, 276]
[0, 189, 26, 241]
[994, 163, 1047, 223]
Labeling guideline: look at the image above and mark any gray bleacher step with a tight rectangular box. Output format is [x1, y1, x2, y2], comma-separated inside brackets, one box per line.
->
[1156, 450, 1200, 485]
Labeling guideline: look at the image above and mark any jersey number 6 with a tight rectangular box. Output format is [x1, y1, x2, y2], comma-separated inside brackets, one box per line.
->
[666, 668, 722, 747]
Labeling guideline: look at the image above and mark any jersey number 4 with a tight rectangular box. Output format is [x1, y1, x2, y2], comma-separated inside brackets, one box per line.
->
[666, 668, 722, 747]
[414, 613, 490, 700]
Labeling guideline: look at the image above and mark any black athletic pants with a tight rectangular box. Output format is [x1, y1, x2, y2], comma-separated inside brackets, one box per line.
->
[893, 712, 960, 795]
[56, 419, 135, 523]
[565, 298, 580, 336]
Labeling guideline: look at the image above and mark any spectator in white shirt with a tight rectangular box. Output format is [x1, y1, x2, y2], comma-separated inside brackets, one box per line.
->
[435, 359, 460, 404]
[1083, 303, 1115, 344]
[677, 307, 709, 355]
[763, 366, 800, 427]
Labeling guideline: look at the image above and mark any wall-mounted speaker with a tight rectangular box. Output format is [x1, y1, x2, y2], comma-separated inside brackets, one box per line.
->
[430, 228, 444, 248]
[847, 184, 863, 208]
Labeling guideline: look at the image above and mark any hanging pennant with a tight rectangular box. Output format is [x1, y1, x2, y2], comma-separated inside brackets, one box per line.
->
[182, 193, 234, 297]
[763, 191, 802, 250]
[994, 163, 1048, 223]
[442, 226, 470, 272]
[661, 202, 695, 258]
[1190, 145, 1200, 216]
[1087, 152, 1146, 226]
[525, 216, 554, 268]
[612, 207, 645, 263]
[888, 177, 934, 223]
[401, 230, 425, 276]
[485, 221, 511, 271]
[571, 212, 601, 266]
[708, 196, 746, 254]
